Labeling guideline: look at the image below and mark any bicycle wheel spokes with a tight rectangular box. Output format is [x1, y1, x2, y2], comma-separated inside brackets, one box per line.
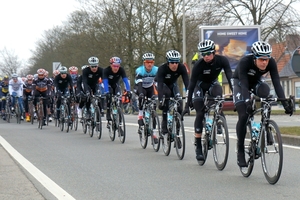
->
[240, 124, 255, 177]
[174, 115, 185, 160]
[212, 116, 229, 170]
[151, 111, 160, 152]
[117, 108, 126, 143]
[261, 120, 283, 185]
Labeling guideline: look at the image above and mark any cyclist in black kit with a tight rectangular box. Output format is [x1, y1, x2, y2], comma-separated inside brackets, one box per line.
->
[183, 39, 233, 161]
[156, 50, 189, 134]
[53, 66, 73, 121]
[232, 41, 293, 167]
[76, 65, 88, 119]
[82, 56, 104, 117]
[103, 56, 131, 121]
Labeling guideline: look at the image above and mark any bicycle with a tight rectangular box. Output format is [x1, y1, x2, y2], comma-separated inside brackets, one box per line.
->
[138, 95, 160, 152]
[13, 96, 22, 124]
[161, 96, 186, 160]
[28, 96, 35, 124]
[88, 94, 102, 139]
[69, 96, 79, 131]
[196, 92, 229, 171]
[5, 94, 12, 123]
[106, 94, 126, 143]
[59, 94, 71, 132]
[36, 96, 47, 129]
[239, 93, 294, 184]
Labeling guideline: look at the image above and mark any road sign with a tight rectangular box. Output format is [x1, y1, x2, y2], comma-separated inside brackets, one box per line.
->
[52, 62, 61, 72]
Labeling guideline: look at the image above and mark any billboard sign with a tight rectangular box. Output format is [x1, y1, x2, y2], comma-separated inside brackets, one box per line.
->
[199, 25, 261, 70]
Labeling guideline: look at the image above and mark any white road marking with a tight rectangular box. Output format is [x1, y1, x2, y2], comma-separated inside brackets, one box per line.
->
[0, 136, 76, 200]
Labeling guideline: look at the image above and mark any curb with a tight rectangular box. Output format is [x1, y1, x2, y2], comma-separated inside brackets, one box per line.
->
[281, 135, 300, 146]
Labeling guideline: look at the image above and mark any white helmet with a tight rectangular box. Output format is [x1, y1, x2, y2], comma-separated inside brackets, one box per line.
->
[142, 53, 155, 61]
[166, 50, 181, 62]
[88, 56, 99, 66]
[198, 39, 215, 53]
[59, 66, 68, 74]
[11, 73, 18, 78]
[251, 41, 272, 58]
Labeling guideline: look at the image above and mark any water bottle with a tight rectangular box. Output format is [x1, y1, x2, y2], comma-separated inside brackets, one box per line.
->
[167, 113, 173, 127]
[251, 121, 261, 139]
[113, 107, 117, 115]
[206, 118, 213, 132]
[145, 111, 150, 123]
[90, 105, 95, 114]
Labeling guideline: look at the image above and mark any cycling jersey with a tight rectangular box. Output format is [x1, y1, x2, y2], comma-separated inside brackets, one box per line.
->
[9, 78, 24, 97]
[82, 67, 103, 93]
[54, 74, 73, 93]
[103, 66, 130, 93]
[135, 65, 158, 88]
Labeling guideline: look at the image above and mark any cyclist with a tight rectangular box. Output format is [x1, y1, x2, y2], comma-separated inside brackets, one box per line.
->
[9, 74, 25, 120]
[103, 56, 131, 122]
[134, 52, 158, 127]
[156, 50, 189, 135]
[53, 66, 73, 122]
[69, 66, 78, 90]
[82, 56, 104, 118]
[0, 75, 9, 120]
[23, 74, 34, 122]
[76, 65, 89, 119]
[232, 41, 293, 167]
[183, 39, 233, 161]
[32, 68, 52, 125]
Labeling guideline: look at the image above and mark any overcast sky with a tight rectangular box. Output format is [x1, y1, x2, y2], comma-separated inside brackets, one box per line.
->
[0, 0, 80, 64]
[1, 1, 299, 65]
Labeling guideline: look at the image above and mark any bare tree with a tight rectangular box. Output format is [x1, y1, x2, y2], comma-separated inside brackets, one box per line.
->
[0, 48, 24, 77]
[213, 0, 300, 41]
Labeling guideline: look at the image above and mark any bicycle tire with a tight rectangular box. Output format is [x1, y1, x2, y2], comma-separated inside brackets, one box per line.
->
[89, 107, 94, 137]
[108, 108, 116, 141]
[197, 120, 209, 166]
[29, 102, 34, 124]
[151, 111, 160, 152]
[139, 122, 148, 149]
[60, 105, 64, 132]
[82, 106, 87, 134]
[162, 119, 171, 156]
[95, 107, 102, 139]
[240, 123, 255, 177]
[38, 102, 44, 129]
[261, 120, 283, 185]
[174, 113, 185, 160]
[117, 107, 126, 143]
[64, 105, 70, 133]
[74, 111, 78, 131]
[15, 104, 21, 124]
[212, 115, 229, 170]
[6, 103, 11, 123]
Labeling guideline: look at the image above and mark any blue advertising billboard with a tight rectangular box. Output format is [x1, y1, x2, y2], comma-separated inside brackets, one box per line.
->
[199, 26, 261, 70]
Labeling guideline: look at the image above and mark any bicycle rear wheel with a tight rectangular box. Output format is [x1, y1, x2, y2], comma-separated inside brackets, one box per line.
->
[212, 116, 229, 170]
[240, 123, 255, 177]
[197, 132, 209, 166]
[174, 113, 185, 160]
[117, 108, 126, 143]
[150, 111, 160, 152]
[261, 120, 283, 185]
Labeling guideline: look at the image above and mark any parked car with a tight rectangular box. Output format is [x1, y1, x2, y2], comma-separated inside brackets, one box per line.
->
[222, 94, 235, 111]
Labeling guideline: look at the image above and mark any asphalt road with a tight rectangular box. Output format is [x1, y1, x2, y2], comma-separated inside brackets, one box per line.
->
[1, 114, 300, 200]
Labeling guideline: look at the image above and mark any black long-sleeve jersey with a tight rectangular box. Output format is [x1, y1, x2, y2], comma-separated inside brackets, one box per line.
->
[156, 63, 189, 101]
[232, 55, 285, 100]
[82, 67, 103, 92]
[54, 74, 73, 92]
[187, 55, 233, 103]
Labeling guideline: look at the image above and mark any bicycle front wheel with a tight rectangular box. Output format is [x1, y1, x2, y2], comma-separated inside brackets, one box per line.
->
[95, 107, 102, 140]
[108, 109, 116, 141]
[150, 111, 160, 152]
[6, 104, 11, 123]
[212, 116, 229, 170]
[15, 104, 21, 124]
[117, 107, 126, 143]
[174, 113, 185, 160]
[139, 123, 148, 149]
[64, 105, 70, 133]
[261, 120, 283, 185]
